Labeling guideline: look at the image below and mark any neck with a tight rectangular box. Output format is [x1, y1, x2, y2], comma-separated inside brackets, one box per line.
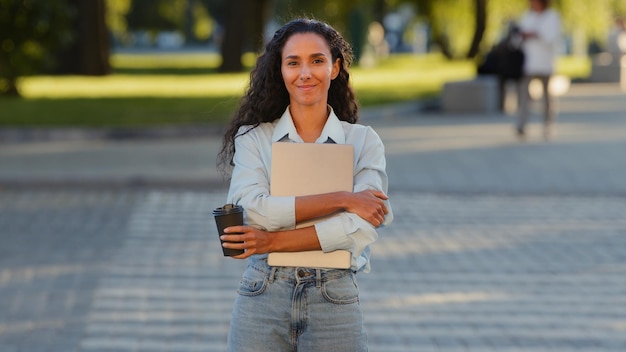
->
[289, 104, 330, 143]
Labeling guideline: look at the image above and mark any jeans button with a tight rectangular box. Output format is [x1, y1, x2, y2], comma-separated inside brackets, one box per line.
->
[297, 269, 306, 278]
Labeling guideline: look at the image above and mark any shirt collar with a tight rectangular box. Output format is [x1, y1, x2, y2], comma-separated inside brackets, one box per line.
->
[271, 106, 346, 144]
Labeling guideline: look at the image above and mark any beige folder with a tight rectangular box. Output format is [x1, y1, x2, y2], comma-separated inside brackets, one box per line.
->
[268, 142, 354, 269]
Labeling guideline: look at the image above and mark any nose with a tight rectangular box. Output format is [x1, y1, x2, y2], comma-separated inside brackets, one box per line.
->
[299, 64, 311, 80]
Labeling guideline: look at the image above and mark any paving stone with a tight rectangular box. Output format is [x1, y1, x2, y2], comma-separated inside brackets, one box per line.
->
[0, 190, 625, 351]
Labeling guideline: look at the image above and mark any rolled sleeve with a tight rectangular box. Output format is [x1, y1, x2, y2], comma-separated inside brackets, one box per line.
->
[314, 214, 354, 252]
[233, 194, 295, 232]
[315, 212, 379, 272]
[227, 126, 297, 231]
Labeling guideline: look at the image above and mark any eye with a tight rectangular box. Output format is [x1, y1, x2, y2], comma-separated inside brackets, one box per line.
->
[313, 58, 325, 64]
[286, 61, 298, 67]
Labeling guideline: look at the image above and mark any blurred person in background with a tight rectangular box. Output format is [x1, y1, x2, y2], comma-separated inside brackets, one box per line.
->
[516, 0, 561, 139]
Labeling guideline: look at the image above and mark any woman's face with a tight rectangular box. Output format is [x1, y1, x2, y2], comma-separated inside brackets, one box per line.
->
[281, 32, 340, 110]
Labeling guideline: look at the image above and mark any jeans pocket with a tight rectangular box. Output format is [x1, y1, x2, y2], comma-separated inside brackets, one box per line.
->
[321, 274, 359, 304]
[237, 267, 268, 297]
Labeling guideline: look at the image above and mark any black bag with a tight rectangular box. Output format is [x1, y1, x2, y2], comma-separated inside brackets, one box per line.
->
[477, 48, 500, 75]
[497, 43, 524, 80]
[477, 24, 525, 80]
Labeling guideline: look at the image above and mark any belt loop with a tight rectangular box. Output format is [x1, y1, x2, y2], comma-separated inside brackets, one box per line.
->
[315, 269, 322, 288]
[269, 266, 277, 284]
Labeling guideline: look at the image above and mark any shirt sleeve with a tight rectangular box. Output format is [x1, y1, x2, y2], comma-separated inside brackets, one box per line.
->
[314, 126, 393, 272]
[227, 127, 296, 231]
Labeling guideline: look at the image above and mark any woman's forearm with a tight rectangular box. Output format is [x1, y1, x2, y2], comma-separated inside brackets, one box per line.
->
[294, 191, 349, 223]
[296, 190, 388, 228]
[269, 226, 322, 252]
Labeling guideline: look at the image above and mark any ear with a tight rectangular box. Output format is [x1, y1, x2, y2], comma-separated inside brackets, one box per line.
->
[331, 58, 340, 80]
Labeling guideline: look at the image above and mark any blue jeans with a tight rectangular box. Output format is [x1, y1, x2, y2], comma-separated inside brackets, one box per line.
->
[227, 260, 367, 351]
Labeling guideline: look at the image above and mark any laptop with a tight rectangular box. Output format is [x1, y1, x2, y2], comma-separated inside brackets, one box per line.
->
[268, 142, 354, 269]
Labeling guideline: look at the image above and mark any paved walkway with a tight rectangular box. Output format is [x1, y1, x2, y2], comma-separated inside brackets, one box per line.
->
[1, 83, 625, 351]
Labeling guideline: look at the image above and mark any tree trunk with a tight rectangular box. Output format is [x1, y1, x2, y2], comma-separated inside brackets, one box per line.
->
[219, 0, 272, 72]
[55, 0, 111, 75]
[184, 0, 194, 44]
[466, 0, 487, 59]
[249, 0, 272, 53]
[219, 0, 246, 72]
[2, 77, 20, 97]
[373, 0, 386, 25]
[434, 34, 453, 59]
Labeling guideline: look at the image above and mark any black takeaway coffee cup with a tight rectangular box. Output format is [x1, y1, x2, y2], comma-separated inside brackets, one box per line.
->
[213, 204, 245, 257]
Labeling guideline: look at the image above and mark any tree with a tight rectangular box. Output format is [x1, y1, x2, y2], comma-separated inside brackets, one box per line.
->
[467, 0, 486, 58]
[219, 0, 272, 72]
[0, 0, 75, 96]
[54, 0, 111, 75]
[413, 0, 484, 59]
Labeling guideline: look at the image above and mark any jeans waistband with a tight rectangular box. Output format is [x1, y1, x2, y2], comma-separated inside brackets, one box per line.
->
[249, 259, 353, 288]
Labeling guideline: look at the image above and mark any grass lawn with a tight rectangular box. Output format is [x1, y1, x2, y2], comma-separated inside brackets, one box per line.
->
[0, 53, 590, 128]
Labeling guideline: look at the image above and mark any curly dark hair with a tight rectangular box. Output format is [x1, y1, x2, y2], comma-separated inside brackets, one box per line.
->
[217, 18, 359, 176]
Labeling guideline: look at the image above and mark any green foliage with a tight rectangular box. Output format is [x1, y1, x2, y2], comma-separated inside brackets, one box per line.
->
[116, 0, 216, 44]
[126, 0, 187, 32]
[106, 0, 132, 44]
[560, 0, 611, 43]
[0, 0, 75, 96]
[557, 0, 626, 48]
[484, 0, 527, 44]
[613, 0, 626, 17]
[412, 0, 626, 57]
[191, 1, 214, 41]
[274, 0, 372, 49]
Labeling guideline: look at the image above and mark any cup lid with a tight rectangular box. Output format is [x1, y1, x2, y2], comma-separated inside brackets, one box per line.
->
[213, 204, 243, 215]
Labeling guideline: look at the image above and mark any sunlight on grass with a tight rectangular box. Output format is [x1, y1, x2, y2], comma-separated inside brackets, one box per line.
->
[556, 56, 591, 78]
[19, 74, 250, 98]
[111, 52, 222, 69]
[20, 53, 586, 101]
[352, 54, 477, 104]
[110, 52, 257, 71]
[20, 53, 478, 102]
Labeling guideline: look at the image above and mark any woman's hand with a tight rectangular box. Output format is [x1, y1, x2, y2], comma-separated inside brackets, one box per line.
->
[221, 226, 271, 259]
[221, 225, 322, 258]
[344, 190, 389, 228]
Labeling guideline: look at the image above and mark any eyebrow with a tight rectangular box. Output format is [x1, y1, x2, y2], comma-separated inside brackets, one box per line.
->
[284, 52, 328, 60]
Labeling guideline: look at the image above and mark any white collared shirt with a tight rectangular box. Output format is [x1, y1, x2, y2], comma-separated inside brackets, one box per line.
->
[227, 106, 393, 272]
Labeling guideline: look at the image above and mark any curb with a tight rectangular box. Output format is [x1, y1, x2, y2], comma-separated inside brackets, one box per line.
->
[0, 124, 226, 144]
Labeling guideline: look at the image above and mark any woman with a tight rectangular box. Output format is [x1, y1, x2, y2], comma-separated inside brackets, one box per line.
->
[217, 18, 393, 351]
[516, 0, 561, 138]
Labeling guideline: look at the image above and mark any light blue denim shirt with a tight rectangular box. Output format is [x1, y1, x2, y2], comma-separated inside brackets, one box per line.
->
[227, 106, 393, 272]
